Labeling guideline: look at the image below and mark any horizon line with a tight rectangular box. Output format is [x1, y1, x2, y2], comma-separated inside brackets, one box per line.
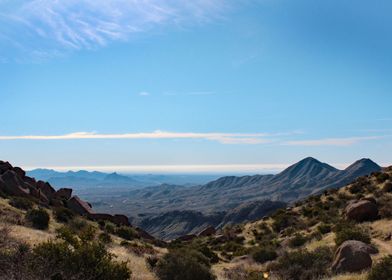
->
[21, 162, 377, 174]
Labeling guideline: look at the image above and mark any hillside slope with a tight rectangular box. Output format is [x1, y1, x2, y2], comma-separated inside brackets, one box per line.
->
[91, 157, 381, 217]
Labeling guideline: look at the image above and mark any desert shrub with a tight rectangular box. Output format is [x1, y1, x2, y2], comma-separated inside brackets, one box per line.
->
[105, 222, 116, 234]
[317, 223, 332, 234]
[99, 232, 112, 244]
[269, 247, 333, 280]
[196, 245, 219, 264]
[221, 241, 249, 256]
[32, 240, 130, 280]
[122, 242, 155, 256]
[349, 176, 371, 194]
[155, 249, 215, 280]
[289, 233, 308, 248]
[56, 226, 79, 247]
[272, 210, 297, 232]
[251, 246, 278, 264]
[334, 223, 371, 246]
[68, 217, 88, 231]
[368, 255, 392, 280]
[116, 226, 138, 240]
[9, 197, 33, 210]
[376, 173, 390, 184]
[26, 208, 50, 230]
[378, 196, 392, 218]
[382, 181, 392, 193]
[79, 225, 96, 242]
[146, 255, 159, 270]
[224, 266, 266, 280]
[54, 207, 75, 223]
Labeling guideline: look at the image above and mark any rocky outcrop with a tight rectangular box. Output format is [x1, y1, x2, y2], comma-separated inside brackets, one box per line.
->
[54, 188, 73, 200]
[0, 161, 13, 174]
[345, 200, 379, 222]
[0, 170, 30, 197]
[36, 181, 56, 200]
[0, 160, 138, 235]
[198, 226, 216, 237]
[88, 213, 131, 226]
[67, 196, 94, 215]
[332, 240, 377, 273]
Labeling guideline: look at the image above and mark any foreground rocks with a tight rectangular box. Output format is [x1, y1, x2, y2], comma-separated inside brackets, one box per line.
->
[0, 160, 134, 229]
[332, 240, 378, 273]
[345, 199, 379, 222]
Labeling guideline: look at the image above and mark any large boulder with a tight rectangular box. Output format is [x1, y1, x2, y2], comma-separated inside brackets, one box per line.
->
[54, 188, 73, 200]
[0, 161, 12, 174]
[0, 170, 30, 196]
[36, 181, 56, 199]
[332, 240, 377, 273]
[67, 196, 93, 215]
[345, 200, 378, 222]
[12, 167, 26, 178]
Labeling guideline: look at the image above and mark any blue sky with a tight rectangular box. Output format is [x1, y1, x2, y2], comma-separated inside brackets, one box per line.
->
[0, 0, 391, 173]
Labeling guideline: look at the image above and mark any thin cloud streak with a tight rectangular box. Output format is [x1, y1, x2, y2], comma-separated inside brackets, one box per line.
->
[0, 130, 276, 145]
[0, 0, 230, 57]
[284, 136, 381, 147]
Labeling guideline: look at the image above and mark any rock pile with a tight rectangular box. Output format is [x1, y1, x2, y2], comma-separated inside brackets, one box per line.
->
[0, 160, 131, 227]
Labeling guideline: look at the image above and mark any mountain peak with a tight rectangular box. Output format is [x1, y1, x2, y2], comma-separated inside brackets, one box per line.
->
[275, 157, 338, 182]
[345, 158, 381, 174]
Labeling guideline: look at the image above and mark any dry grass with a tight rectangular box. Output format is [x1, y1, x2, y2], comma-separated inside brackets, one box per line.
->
[323, 272, 367, 280]
[109, 245, 158, 280]
[306, 232, 335, 251]
[9, 224, 54, 245]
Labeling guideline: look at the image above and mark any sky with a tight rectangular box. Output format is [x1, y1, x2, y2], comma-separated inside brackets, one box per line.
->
[0, 0, 391, 173]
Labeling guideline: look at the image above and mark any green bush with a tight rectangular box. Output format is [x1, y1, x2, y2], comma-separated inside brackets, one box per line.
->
[317, 223, 332, 234]
[289, 233, 308, 248]
[334, 224, 371, 246]
[99, 232, 112, 244]
[382, 181, 392, 193]
[32, 240, 130, 279]
[56, 226, 79, 247]
[155, 249, 216, 280]
[368, 255, 392, 280]
[272, 210, 296, 232]
[269, 247, 333, 280]
[54, 207, 75, 223]
[251, 247, 278, 264]
[115, 226, 139, 241]
[376, 173, 390, 184]
[9, 197, 33, 210]
[146, 255, 159, 270]
[197, 245, 219, 264]
[26, 208, 50, 230]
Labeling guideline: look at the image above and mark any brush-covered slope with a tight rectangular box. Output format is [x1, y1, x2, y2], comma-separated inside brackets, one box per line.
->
[168, 166, 392, 280]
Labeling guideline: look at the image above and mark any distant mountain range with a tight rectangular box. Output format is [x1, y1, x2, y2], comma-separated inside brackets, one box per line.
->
[27, 169, 221, 190]
[91, 157, 381, 215]
[84, 157, 381, 239]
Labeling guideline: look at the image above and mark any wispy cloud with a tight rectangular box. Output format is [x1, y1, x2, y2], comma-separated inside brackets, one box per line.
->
[284, 136, 382, 147]
[0, 130, 276, 145]
[0, 0, 230, 58]
[138, 91, 150, 96]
